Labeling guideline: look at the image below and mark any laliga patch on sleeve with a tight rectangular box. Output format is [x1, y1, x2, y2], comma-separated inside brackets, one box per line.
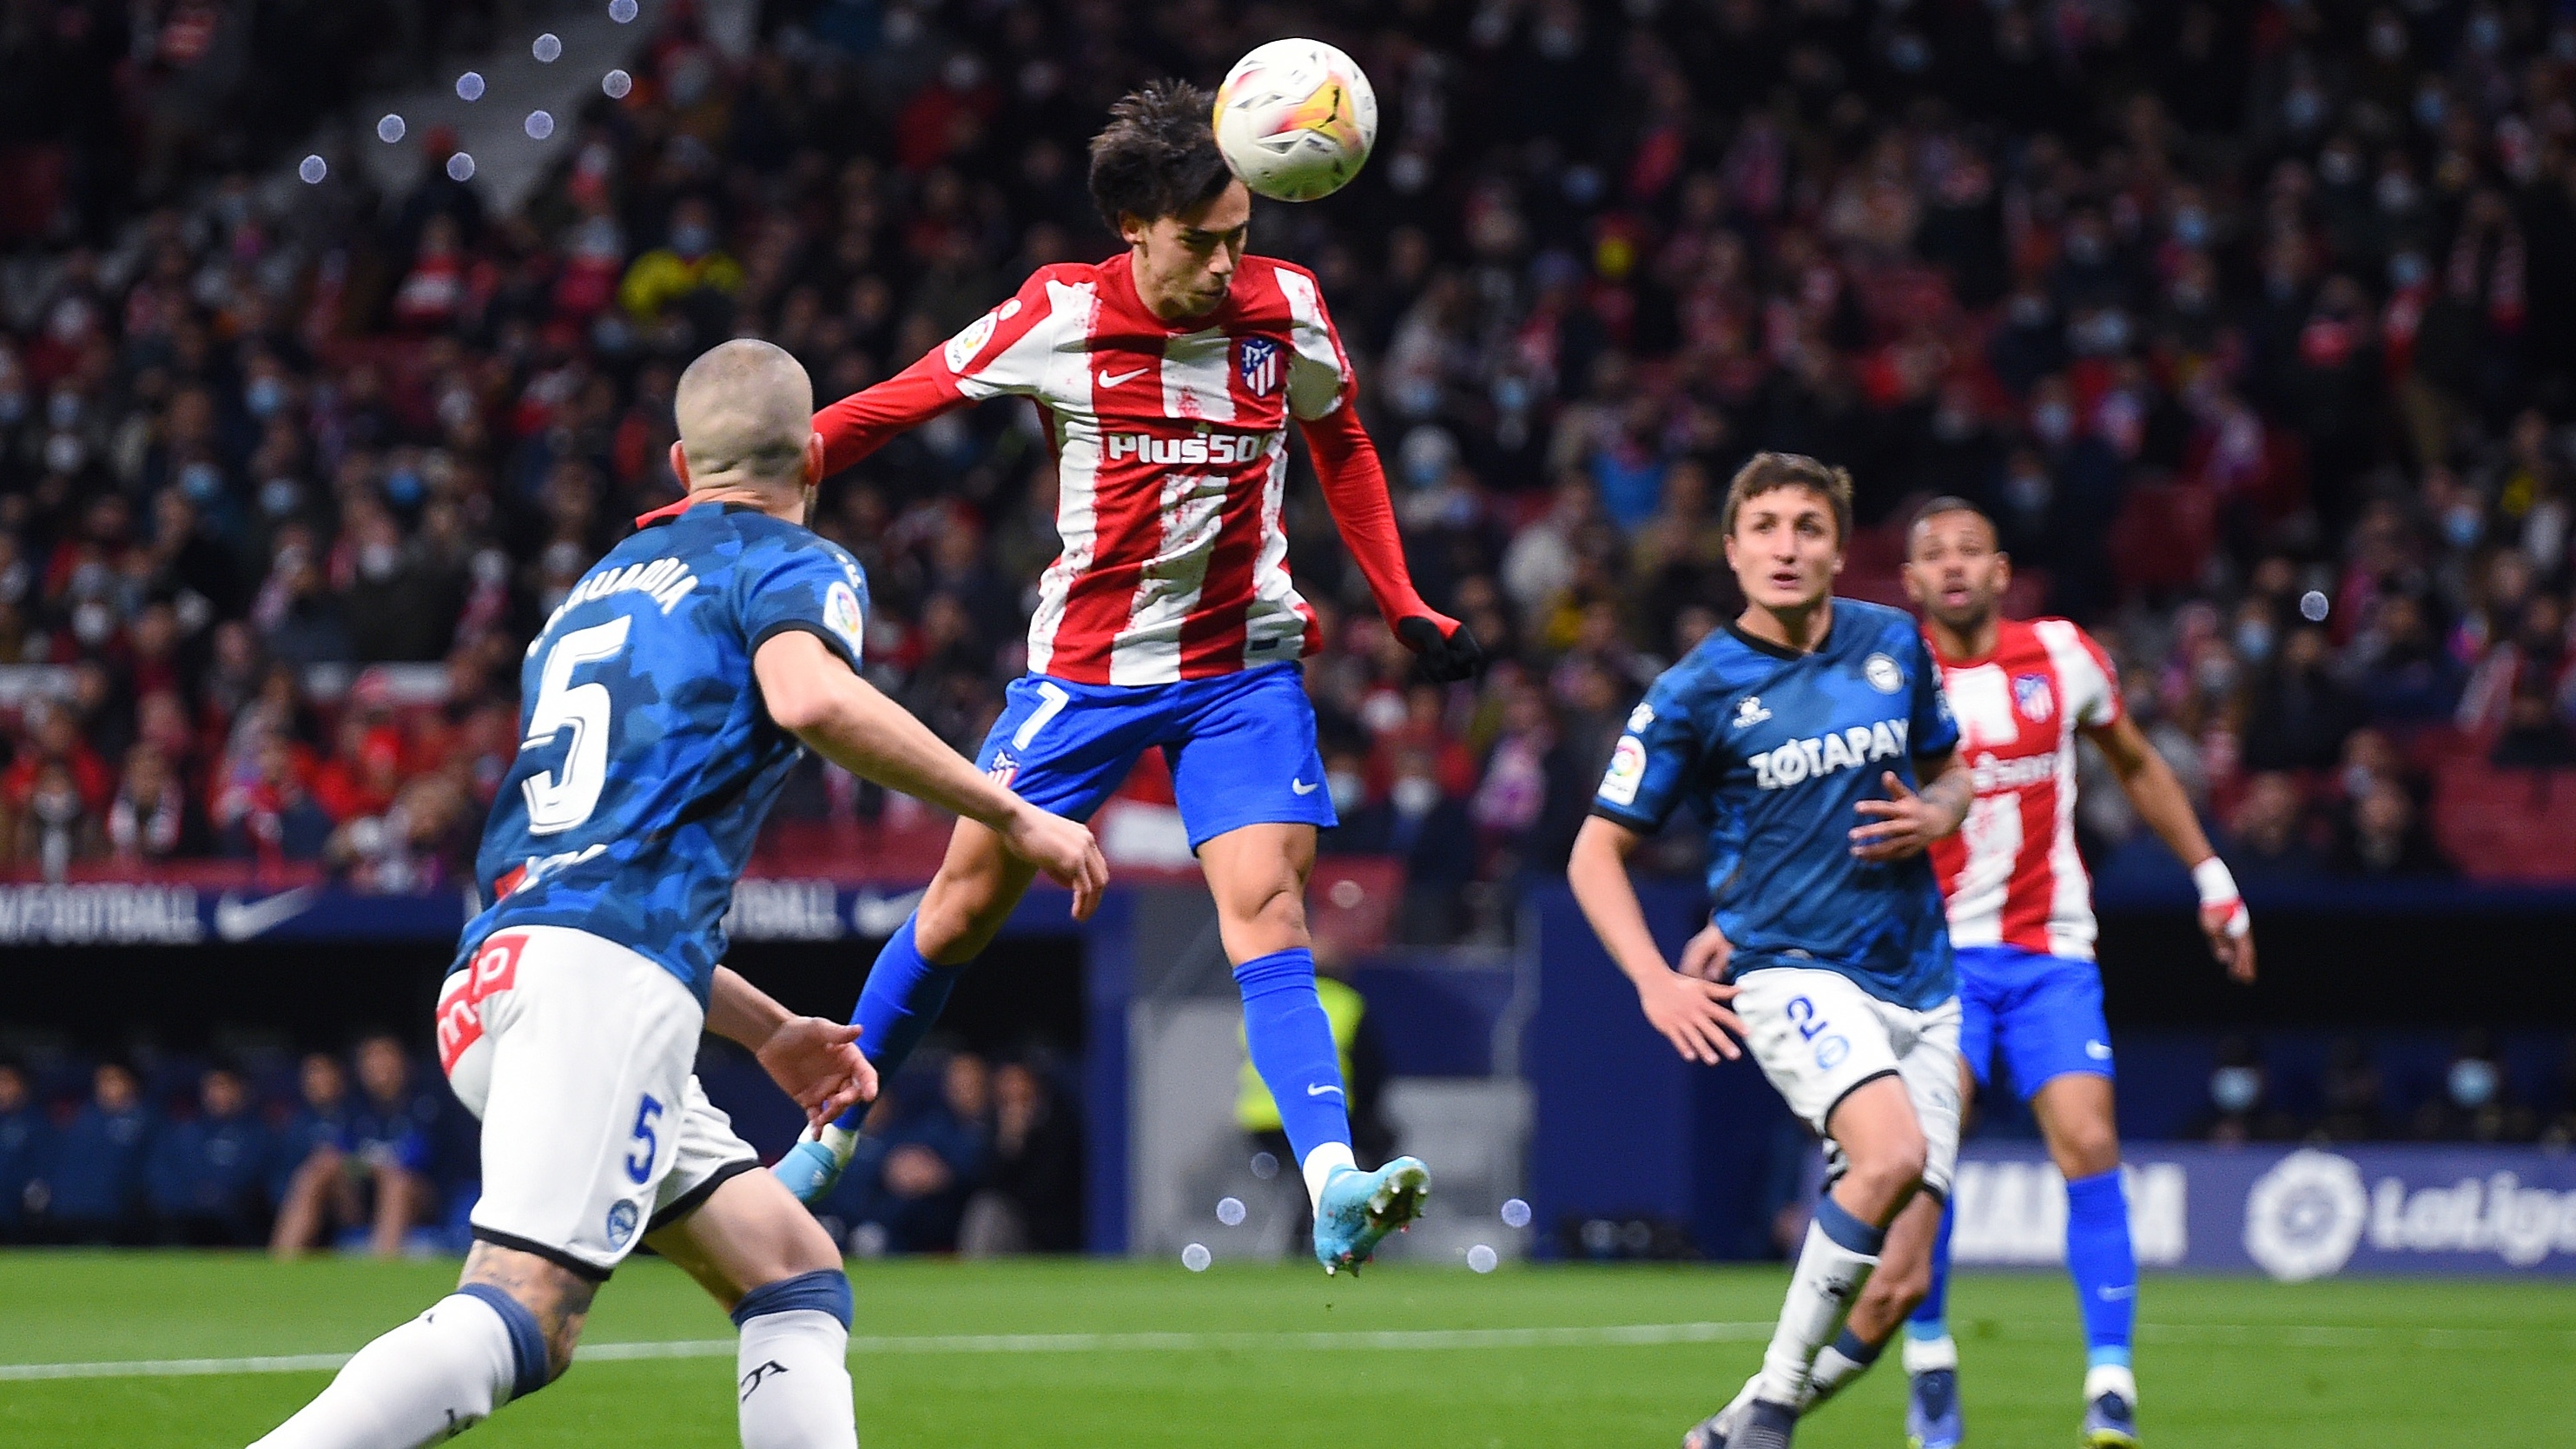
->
[1599, 735, 1647, 806]
[823, 580, 866, 660]
[941, 298, 1020, 373]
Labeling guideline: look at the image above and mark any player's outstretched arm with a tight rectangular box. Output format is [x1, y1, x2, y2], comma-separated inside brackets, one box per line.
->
[1298, 403, 1483, 682]
[1568, 816, 1745, 1064]
[706, 966, 878, 1129]
[753, 631, 1109, 917]
[2084, 713, 2256, 983]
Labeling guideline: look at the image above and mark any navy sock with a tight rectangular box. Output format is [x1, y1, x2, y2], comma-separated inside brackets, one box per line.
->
[1908, 1195, 1954, 1341]
[457, 1283, 551, 1401]
[730, 1268, 855, 1330]
[833, 913, 961, 1131]
[2064, 1168, 2136, 1366]
[1232, 948, 1352, 1168]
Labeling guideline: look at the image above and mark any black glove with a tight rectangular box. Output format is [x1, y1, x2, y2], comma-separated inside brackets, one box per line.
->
[1396, 615, 1487, 683]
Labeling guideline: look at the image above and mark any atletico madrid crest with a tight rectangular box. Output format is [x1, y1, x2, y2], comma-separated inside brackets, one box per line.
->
[1238, 335, 1280, 396]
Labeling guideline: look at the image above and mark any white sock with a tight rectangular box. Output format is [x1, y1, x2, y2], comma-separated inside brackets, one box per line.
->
[1805, 1341, 1873, 1406]
[737, 1309, 857, 1449]
[1753, 1217, 1879, 1406]
[1300, 1142, 1356, 1210]
[2084, 1362, 2137, 1406]
[250, 1294, 521, 1448]
[1902, 1332, 1958, 1374]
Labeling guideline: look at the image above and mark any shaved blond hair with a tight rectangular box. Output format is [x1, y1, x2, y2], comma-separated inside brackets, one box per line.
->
[674, 339, 815, 491]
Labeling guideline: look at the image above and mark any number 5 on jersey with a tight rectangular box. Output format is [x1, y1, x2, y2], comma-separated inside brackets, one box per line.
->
[523, 616, 632, 834]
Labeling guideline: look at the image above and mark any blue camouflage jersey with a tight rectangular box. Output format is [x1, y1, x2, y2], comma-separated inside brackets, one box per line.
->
[1590, 598, 1961, 1009]
[456, 500, 870, 1002]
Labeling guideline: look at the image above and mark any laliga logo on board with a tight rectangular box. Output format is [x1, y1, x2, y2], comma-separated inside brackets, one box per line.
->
[2242, 1150, 2369, 1281]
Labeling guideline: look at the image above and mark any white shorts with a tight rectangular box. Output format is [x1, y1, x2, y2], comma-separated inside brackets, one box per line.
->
[1734, 967, 1964, 1200]
[437, 925, 760, 1278]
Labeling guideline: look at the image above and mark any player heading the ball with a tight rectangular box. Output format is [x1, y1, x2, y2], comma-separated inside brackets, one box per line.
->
[772, 77, 1479, 1274]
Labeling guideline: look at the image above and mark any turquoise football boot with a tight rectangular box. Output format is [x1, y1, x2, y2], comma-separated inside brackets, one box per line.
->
[1311, 1156, 1430, 1274]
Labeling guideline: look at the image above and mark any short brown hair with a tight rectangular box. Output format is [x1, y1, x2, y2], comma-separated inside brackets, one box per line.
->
[1088, 81, 1233, 232]
[1723, 452, 1853, 545]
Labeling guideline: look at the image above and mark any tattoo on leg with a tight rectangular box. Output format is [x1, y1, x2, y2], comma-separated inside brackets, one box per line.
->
[460, 1243, 598, 1380]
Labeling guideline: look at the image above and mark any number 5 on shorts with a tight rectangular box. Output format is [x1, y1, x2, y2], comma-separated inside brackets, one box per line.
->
[624, 1094, 664, 1184]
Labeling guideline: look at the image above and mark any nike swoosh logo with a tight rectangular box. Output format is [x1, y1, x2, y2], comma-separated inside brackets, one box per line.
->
[1305, 1083, 1344, 1097]
[214, 886, 322, 942]
[1097, 367, 1146, 388]
[851, 887, 928, 939]
[1291, 778, 1319, 795]
[2097, 1285, 2137, 1300]
[2086, 1041, 2114, 1060]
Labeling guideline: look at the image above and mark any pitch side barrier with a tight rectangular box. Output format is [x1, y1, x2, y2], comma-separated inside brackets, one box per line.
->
[1520, 876, 2576, 1262]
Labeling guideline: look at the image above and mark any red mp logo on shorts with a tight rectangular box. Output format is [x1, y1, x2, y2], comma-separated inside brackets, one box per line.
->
[437, 932, 526, 1075]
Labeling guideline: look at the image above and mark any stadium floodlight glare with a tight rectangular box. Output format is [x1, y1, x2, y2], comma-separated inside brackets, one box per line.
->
[376, 115, 406, 143]
[604, 69, 633, 99]
[456, 71, 485, 102]
[298, 155, 327, 184]
[1181, 1243, 1212, 1272]
[534, 33, 563, 62]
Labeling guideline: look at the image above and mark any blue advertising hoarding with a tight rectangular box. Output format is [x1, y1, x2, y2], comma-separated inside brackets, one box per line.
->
[1952, 1141, 2576, 1280]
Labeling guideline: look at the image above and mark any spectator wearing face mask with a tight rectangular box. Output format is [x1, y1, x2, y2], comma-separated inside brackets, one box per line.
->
[618, 197, 743, 352]
[2192, 1037, 2301, 1146]
[1333, 744, 1476, 943]
[2411, 1031, 2537, 1144]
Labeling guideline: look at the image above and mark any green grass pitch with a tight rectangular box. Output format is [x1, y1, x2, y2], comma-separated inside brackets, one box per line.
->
[1, 1253, 2567, 1446]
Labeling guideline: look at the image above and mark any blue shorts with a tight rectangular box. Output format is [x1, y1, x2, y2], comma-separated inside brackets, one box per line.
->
[1953, 944, 2114, 1100]
[974, 663, 1336, 850]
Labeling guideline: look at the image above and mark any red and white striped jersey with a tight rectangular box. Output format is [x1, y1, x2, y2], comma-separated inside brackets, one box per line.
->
[1926, 618, 2123, 959]
[815, 253, 1433, 686]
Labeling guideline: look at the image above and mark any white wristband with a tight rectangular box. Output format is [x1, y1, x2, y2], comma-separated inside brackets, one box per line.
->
[2192, 857, 2250, 937]
[2190, 857, 2240, 907]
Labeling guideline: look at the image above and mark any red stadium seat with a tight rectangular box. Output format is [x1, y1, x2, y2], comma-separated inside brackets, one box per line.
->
[2430, 762, 2576, 883]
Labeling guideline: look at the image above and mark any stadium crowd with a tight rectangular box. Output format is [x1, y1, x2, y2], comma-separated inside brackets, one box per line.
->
[0, 0, 2574, 940]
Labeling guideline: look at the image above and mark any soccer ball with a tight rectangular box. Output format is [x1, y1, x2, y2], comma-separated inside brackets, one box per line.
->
[1212, 39, 1378, 202]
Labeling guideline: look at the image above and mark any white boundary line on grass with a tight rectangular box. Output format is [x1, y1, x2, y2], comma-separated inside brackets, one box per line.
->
[0, 1322, 1778, 1382]
[3, 1318, 2566, 1382]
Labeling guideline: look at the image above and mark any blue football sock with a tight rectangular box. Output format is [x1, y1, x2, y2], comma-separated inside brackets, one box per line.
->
[2064, 1168, 2136, 1367]
[1232, 948, 1352, 1168]
[831, 912, 961, 1131]
[1907, 1194, 1955, 1342]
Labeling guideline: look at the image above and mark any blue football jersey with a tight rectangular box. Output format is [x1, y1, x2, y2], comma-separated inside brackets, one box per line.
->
[1591, 599, 1961, 1009]
[457, 500, 870, 1002]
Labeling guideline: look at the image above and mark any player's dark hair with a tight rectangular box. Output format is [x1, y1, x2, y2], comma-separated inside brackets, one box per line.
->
[1906, 495, 1998, 556]
[1911, 494, 1992, 533]
[1088, 80, 1233, 233]
[1722, 452, 1853, 546]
